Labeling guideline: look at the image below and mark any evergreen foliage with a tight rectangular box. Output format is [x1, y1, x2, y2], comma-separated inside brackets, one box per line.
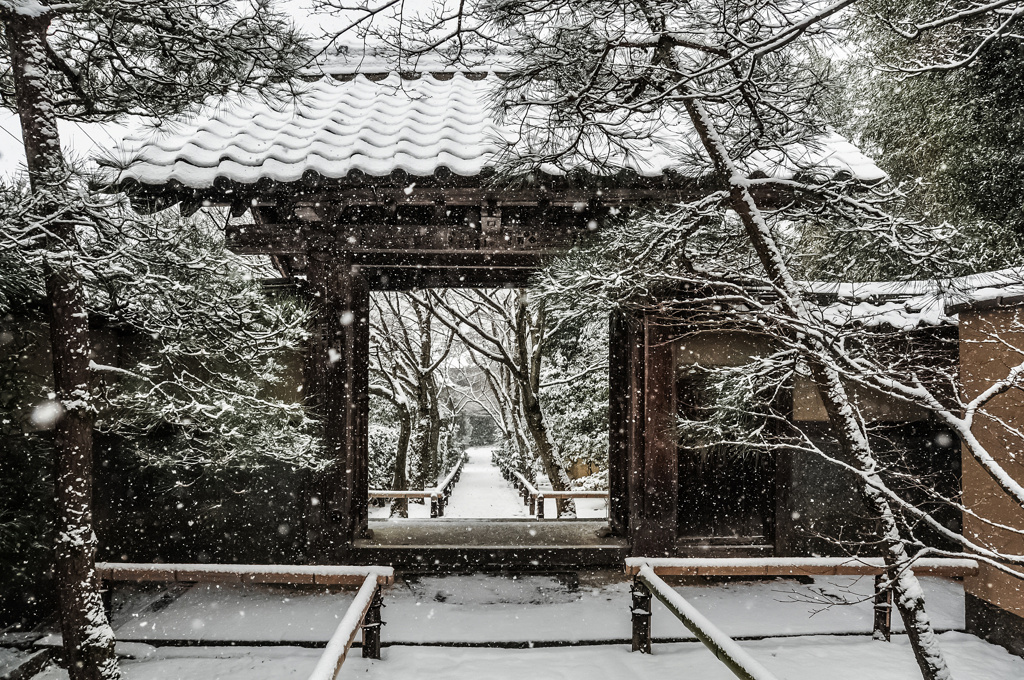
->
[847, 1, 1024, 267]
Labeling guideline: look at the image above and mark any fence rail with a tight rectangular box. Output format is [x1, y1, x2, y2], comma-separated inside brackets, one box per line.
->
[369, 453, 468, 517]
[307, 573, 384, 680]
[631, 565, 780, 680]
[624, 556, 979, 578]
[509, 471, 608, 518]
[627, 557, 978, 644]
[97, 562, 393, 680]
[97, 562, 394, 586]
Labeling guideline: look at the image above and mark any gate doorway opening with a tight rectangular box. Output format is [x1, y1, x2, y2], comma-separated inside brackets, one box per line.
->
[364, 288, 611, 524]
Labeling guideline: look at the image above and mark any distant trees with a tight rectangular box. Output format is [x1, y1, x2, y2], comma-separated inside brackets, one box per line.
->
[428, 288, 584, 515]
[847, 1, 1024, 265]
[369, 292, 456, 516]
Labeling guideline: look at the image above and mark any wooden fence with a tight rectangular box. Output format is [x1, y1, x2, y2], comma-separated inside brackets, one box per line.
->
[509, 471, 608, 518]
[626, 556, 979, 652]
[306, 573, 384, 680]
[631, 564, 780, 680]
[369, 453, 467, 517]
[97, 562, 395, 679]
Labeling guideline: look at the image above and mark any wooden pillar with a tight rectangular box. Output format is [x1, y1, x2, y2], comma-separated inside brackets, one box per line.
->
[629, 314, 679, 557]
[361, 585, 384, 659]
[608, 311, 631, 536]
[306, 252, 370, 559]
[631, 578, 653, 653]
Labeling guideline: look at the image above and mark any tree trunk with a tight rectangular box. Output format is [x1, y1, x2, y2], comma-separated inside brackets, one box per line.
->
[519, 383, 576, 516]
[426, 375, 442, 480]
[513, 292, 575, 516]
[2, 12, 120, 680]
[410, 387, 430, 491]
[391, 402, 411, 518]
[656, 31, 951, 678]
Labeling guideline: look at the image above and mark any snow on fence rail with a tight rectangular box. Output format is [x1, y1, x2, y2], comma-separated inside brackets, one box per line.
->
[97, 563, 393, 679]
[307, 573, 384, 680]
[369, 453, 468, 518]
[510, 471, 542, 514]
[509, 471, 608, 518]
[623, 556, 979, 578]
[96, 562, 395, 585]
[631, 565, 780, 680]
[626, 557, 978, 643]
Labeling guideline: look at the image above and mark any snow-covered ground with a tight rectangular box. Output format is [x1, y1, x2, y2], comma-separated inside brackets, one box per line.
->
[31, 572, 1023, 679]
[443, 446, 529, 518]
[32, 633, 1024, 680]
[369, 445, 608, 519]
[103, 574, 965, 645]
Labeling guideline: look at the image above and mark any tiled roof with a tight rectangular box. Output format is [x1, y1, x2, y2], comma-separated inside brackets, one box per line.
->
[109, 71, 886, 190]
[808, 268, 1024, 330]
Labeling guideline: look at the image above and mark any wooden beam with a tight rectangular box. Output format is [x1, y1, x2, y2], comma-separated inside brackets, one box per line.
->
[608, 311, 630, 537]
[96, 562, 395, 586]
[630, 315, 679, 557]
[627, 313, 647, 554]
[623, 557, 981, 578]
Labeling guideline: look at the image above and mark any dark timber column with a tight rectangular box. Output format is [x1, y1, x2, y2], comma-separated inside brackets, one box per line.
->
[626, 313, 646, 552]
[306, 251, 371, 559]
[629, 314, 679, 557]
[608, 311, 631, 536]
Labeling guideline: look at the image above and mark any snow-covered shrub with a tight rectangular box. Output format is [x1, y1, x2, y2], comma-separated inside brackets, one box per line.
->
[367, 422, 400, 490]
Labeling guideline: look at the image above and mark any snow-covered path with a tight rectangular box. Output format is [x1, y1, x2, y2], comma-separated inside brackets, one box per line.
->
[442, 446, 526, 518]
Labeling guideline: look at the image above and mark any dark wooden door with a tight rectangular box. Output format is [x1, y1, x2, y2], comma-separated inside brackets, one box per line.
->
[676, 372, 776, 543]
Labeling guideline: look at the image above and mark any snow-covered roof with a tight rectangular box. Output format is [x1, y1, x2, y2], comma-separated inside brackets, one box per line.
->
[106, 69, 886, 191]
[808, 268, 1024, 331]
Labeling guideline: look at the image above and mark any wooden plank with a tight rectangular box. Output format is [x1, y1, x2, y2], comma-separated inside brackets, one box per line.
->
[624, 558, 979, 578]
[241, 571, 316, 585]
[96, 562, 395, 586]
[368, 490, 434, 499]
[313, 573, 375, 586]
[535, 491, 609, 499]
[176, 568, 242, 583]
[696, 564, 769, 576]
[104, 566, 176, 582]
[770, 564, 838, 576]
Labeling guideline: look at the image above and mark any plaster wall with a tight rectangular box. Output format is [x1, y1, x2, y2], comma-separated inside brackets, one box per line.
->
[958, 307, 1024, 619]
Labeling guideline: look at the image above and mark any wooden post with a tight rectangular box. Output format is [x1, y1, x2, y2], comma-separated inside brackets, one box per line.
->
[529, 495, 536, 516]
[537, 494, 545, 519]
[100, 585, 112, 620]
[873, 574, 893, 641]
[608, 311, 631, 536]
[629, 314, 679, 557]
[430, 495, 439, 518]
[361, 585, 384, 659]
[631, 578, 653, 654]
[306, 252, 371, 558]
